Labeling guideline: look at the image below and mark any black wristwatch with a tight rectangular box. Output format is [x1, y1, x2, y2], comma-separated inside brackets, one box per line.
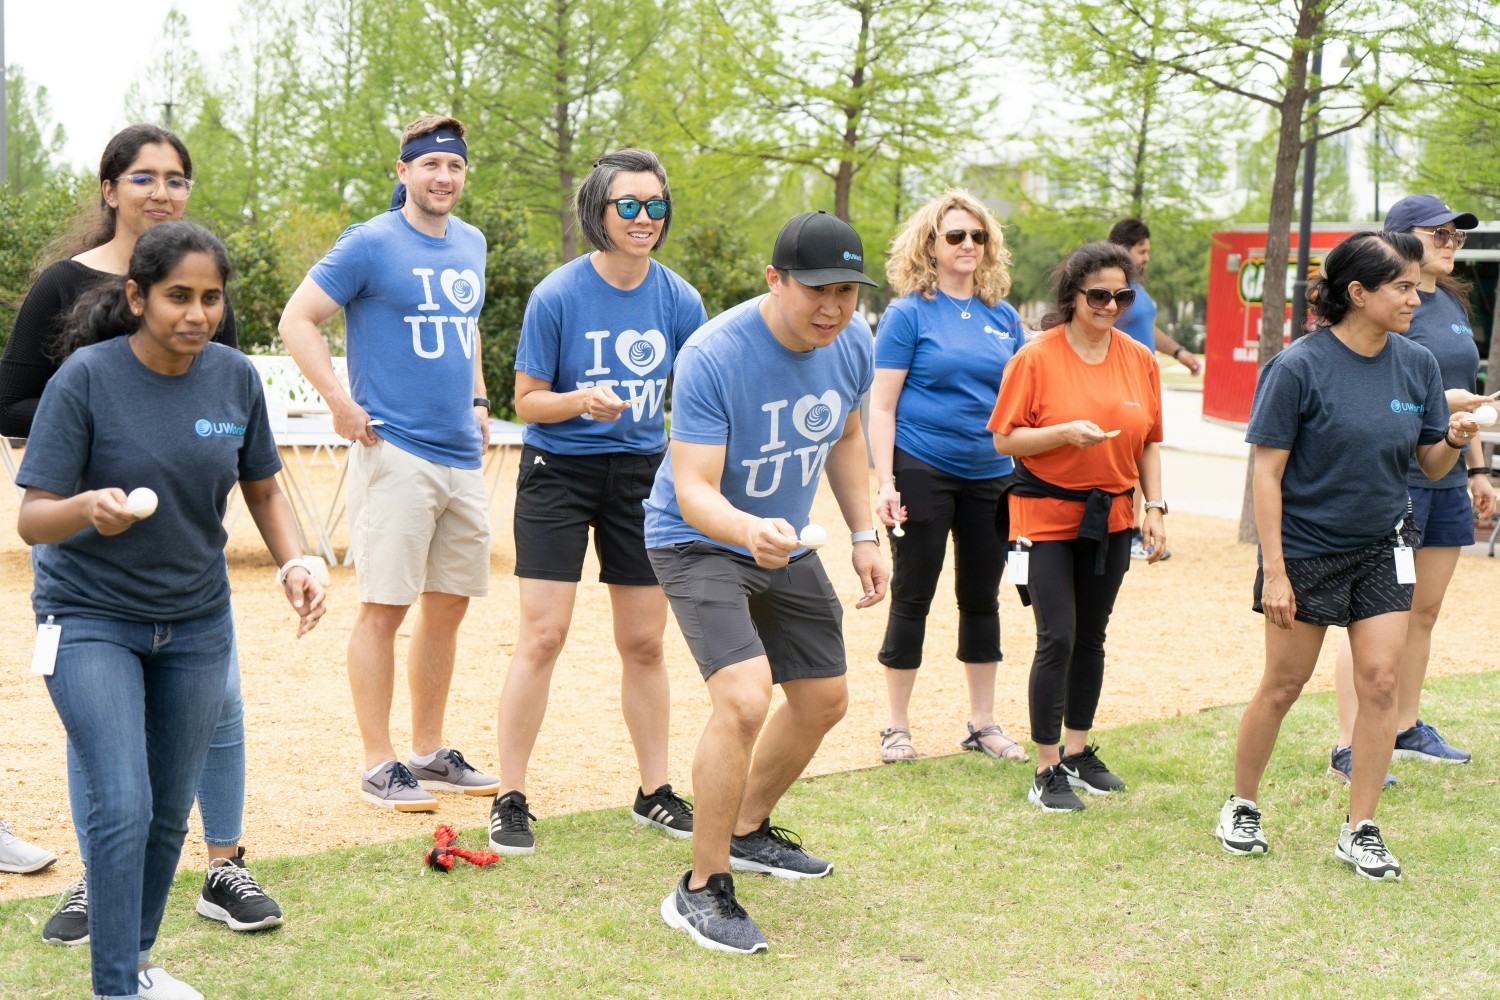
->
[473, 397, 491, 411]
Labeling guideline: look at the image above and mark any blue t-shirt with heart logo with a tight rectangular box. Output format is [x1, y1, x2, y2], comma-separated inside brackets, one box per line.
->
[309, 209, 487, 469]
[643, 295, 875, 555]
[514, 254, 706, 456]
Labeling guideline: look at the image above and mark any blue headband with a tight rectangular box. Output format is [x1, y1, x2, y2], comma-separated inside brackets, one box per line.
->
[390, 129, 468, 210]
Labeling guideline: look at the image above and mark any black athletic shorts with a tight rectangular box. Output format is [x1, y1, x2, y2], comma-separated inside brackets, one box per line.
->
[513, 444, 663, 586]
[1252, 523, 1418, 627]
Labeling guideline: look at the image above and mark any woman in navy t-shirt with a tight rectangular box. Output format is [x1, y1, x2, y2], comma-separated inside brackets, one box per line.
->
[868, 190, 1027, 765]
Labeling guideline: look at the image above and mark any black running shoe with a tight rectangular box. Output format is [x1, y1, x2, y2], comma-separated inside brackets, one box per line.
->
[660, 871, 768, 954]
[42, 877, 88, 946]
[1060, 744, 1127, 794]
[489, 791, 537, 856]
[196, 848, 284, 931]
[1029, 765, 1086, 812]
[633, 784, 694, 839]
[729, 819, 832, 878]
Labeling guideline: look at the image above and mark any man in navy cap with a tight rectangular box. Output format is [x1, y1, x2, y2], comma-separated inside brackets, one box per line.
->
[647, 211, 889, 953]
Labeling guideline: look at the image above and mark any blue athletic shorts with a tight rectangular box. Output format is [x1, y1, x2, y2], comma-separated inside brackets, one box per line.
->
[1409, 486, 1474, 548]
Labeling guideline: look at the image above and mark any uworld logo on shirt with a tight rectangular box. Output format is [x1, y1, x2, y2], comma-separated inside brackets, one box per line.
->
[740, 391, 842, 497]
[195, 418, 246, 438]
[573, 328, 669, 422]
[403, 267, 482, 361]
[1390, 399, 1425, 414]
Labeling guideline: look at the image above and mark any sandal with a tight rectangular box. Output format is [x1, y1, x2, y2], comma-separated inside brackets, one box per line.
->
[960, 722, 1029, 763]
[880, 727, 919, 764]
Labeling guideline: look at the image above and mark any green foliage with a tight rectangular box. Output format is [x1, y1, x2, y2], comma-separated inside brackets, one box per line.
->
[0, 178, 91, 345]
[1398, 30, 1500, 217]
[220, 224, 292, 353]
[1234, 123, 1356, 224]
[657, 222, 767, 318]
[4, 67, 68, 195]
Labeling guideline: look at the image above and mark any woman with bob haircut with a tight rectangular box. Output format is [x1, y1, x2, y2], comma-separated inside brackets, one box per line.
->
[869, 189, 1028, 765]
[988, 241, 1164, 813]
[15, 221, 324, 1000]
[1215, 230, 1477, 881]
[491, 148, 708, 855]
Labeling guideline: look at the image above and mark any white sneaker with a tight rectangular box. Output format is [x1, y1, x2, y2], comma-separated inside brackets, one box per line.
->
[137, 965, 204, 1000]
[0, 821, 57, 874]
[1214, 796, 1268, 856]
[1336, 819, 1401, 881]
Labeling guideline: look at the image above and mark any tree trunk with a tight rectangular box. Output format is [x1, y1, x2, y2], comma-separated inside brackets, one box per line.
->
[554, 0, 575, 259]
[833, 0, 873, 224]
[1237, 0, 1319, 545]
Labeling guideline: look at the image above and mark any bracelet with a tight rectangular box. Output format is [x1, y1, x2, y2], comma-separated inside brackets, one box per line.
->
[1172, 346, 1187, 358]
[1445, 433, 1466, 450]
[850, 529, 880, 546]
[1468, 467, 1490, 478]
[276, 557, 318, 586]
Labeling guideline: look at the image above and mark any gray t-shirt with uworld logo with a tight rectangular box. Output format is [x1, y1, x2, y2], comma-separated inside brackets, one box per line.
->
[19, 337, 281, 620]
[1246, 327, 1447, 559]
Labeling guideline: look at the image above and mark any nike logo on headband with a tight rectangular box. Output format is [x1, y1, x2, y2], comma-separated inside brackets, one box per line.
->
[435, 136, 456, 143]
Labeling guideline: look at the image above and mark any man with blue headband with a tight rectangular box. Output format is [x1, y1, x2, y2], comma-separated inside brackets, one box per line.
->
[280, 114, 499, 812]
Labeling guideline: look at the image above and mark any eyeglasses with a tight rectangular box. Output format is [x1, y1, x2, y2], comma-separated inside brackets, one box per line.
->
[942, 228, 989, 246]
[607, 197, 669, 221]
[1414, 227, 1467, 248]
[117, 173, 193, 200]
[1081, 287, 1137, 309]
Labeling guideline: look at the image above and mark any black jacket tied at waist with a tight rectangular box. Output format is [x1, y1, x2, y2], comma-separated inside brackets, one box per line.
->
[1008, 461, 1134, 575]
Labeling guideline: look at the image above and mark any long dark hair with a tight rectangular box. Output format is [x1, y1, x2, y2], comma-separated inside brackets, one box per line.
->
[33, 124, 194, 277]
[52, 222, 229, 362]
[1038, 241, 1139, 329]
[1307, 231, 1423, 327]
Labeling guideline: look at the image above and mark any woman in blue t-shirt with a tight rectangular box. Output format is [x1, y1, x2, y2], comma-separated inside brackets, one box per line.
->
[1216, 230, 1476, 882]
[15, 223, 325, 1000]
[1329, 195, 1492, 775]
[493, 150, 708, 853]
[868, 190, 1027, 765]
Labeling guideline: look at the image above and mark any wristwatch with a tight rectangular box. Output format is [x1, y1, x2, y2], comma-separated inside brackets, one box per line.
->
[850, 529, 880, 546]
[473, 396, 491, 410]
[1143, 499, 1169, 514]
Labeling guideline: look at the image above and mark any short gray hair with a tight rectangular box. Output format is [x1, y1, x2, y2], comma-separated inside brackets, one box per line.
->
[574, 148, 672, 253]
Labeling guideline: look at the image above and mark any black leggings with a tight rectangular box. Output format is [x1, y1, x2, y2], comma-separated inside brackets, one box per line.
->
[877, 448, 1006, 670]
[1026, 529, 1132, 746]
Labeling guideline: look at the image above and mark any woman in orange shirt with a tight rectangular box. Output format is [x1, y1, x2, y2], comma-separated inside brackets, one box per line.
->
[988, 241, 1165, 812]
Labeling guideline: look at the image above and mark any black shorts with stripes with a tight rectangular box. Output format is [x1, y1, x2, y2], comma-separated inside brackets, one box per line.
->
[1253, 523, 1418, 627]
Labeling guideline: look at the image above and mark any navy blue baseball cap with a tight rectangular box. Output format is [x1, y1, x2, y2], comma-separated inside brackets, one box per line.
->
[1383, 194, 1478, 233]
[771, 211, 879, 287]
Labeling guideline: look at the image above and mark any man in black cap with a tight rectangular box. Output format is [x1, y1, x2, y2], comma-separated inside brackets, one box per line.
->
[644, 211, 889, 953]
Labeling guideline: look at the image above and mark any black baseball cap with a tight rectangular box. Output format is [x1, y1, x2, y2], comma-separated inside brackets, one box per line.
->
[771, 211, 879, 287]
[1383, 194, 1478, 233]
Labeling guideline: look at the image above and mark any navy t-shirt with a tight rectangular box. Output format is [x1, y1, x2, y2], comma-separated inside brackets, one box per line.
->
[1245, 328, 1446, 559]
[1404, 289, 1478, 491]
[18, 338, 282, 621]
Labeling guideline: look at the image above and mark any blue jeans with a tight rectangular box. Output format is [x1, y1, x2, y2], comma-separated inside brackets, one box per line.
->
[69, 632, 245, 860]
[43, 608, 233, 1000]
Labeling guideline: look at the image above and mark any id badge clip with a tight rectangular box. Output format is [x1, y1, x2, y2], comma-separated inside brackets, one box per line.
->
[32, 615, 60, 676]
[1008, 536, 1032, 586]
[1393, 517, 1416, 585]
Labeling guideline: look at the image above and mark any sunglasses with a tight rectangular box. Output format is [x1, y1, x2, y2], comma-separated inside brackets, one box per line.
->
[1414, 227, 1467, 248]
[1081, 287, 1136, 309]
[941, 228, 989, 246]
[607, 197, 670, 221]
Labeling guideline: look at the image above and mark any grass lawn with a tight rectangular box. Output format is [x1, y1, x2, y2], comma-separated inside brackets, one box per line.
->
[4, 672, 1495, 999]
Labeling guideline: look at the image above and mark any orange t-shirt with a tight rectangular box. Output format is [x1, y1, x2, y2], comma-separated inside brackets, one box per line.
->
[986, 326, 1163, 542]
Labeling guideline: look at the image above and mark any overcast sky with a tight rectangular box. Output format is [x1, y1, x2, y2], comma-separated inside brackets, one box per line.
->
[7, 1, 237, 170]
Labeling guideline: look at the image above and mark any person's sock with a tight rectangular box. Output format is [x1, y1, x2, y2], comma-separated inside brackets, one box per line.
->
[409, 749, 444, 767]
[364, 760, 397, 780]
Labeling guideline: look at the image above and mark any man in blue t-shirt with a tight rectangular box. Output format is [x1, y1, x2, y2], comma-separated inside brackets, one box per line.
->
[279, 114, 500, 812]
[650, 211, 889, 955]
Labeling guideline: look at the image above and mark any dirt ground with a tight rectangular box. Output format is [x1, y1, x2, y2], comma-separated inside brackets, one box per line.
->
[2, 446, 1495, 902]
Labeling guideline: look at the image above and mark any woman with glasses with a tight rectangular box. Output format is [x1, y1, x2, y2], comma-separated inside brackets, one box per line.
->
[868, 190, 1027, 765]
[1326, 197, 1491, 780]
[988, 242, 1165, 812]
[0, 125, 285, 953]
[491, 149, 707, 855]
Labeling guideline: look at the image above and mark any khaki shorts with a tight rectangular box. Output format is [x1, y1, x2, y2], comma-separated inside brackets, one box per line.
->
[347, 440, 490, 604]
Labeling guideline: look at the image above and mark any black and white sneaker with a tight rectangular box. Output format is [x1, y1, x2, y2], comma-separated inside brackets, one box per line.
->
[1059, 744, 1126, 794]
[1336, 819, 1401, 881]
[729, 819, 832, 878]
[661, 870, 768, 954]
[489, 791, 537, 855]
[633, 784, 694, 839]
[196, 848, 284, 931]
[42, 877, 88, 946]
[1029, 765, 1086, 812]
[1214, 796, 1268, 856]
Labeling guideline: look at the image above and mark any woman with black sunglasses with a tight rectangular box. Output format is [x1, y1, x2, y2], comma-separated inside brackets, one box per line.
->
[868, 190, 1028, 765]
[988, 241, 1165, 812]
[493, 149, 708, 854]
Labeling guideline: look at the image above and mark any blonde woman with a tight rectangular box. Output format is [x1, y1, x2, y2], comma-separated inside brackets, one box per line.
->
[869, 190, 1028, 764]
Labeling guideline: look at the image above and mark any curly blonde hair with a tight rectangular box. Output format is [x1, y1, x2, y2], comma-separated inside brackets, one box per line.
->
[885, 189, 1012, 305]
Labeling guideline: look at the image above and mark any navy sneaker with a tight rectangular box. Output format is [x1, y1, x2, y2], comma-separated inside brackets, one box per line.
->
[660, 871, 768, 954]
[729, 819, 832, 879]
[1392, 720, 1471, 764]
[1329, 745, 1396, 788]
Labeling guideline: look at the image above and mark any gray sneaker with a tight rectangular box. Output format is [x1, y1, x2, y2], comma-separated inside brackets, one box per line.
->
[408, 748, 502, 796]
[660, 871, 768, 954]
[729, 819, 832, 879]
[1336, 819, 1401, 881]
[0, 821, 56, 874]
[359, 761, 438, 812]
